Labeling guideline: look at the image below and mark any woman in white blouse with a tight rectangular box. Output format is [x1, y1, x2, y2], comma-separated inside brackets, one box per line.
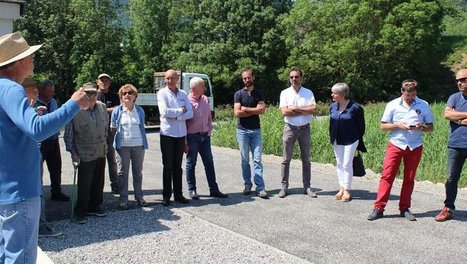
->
[111, 84, 149, 209]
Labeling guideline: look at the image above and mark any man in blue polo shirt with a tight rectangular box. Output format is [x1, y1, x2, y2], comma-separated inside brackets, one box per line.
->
[233, 69, 268, 199]
[435, 68, 467, 222]
[368, 79, 434, 221]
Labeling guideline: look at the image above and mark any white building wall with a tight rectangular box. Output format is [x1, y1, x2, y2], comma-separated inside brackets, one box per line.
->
[0, 2, 22, 36]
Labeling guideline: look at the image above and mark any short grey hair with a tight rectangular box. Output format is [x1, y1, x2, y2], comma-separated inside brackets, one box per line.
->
[190, 77, 204, 89]
[331, 82, 350, 99]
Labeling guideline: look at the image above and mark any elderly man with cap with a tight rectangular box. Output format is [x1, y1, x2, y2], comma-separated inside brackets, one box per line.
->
[64, 82, 109, 224]
[435, 69, 467, 222]
[367, 79, 434, 221]
[0, 32, 88, 263]
[96, 73, 120, 193]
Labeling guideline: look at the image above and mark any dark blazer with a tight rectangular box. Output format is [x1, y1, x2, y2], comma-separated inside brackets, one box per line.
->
[329, 100, 367, 152]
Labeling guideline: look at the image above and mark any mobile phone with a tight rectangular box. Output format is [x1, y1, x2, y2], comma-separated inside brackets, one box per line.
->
[409, 125, 416, 129]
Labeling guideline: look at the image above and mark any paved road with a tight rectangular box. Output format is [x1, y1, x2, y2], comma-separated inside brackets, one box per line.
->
[39, 131, 467, 263]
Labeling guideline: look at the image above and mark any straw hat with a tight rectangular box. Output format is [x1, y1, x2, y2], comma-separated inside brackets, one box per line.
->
[0, 32, 42, 67]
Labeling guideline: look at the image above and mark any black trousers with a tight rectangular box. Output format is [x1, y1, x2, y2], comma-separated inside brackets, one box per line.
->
[160, 135, 185, 200]
[40, 138, 63, 195]
[74, 158, 105, 217]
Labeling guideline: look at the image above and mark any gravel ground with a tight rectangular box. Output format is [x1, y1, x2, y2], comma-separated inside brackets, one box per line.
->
[39, 132, 466, 264]
[40, 207, 309, 264]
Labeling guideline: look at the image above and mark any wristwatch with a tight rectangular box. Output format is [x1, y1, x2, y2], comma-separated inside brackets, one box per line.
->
[458, 120, 463, 125]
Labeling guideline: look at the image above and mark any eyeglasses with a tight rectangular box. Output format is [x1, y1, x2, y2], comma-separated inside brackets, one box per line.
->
[85, 92, 97, 97]
[456, 78, 467, 83]
[122, 91, 134, 96]
[289, 76, 300, 79]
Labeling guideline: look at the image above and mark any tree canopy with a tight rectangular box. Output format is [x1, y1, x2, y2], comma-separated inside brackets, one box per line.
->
[13, 0, 465, 104]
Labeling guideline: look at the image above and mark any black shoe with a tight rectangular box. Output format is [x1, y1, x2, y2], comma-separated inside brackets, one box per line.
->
[162, 199, 171, 207]
[38, 226, 62, 238]
[175, 196, 190, 204]
[210, 191, 228, 198]
[51, 192, 70, 202]
[87, 208, 107, 217]
[367, 208, 383, 221]
[137, 199, 148, 207]
[400, 209, 416, 221]
[189, 190, 200, 200]
[74, 215, 87, 224]
[118, 203, 129, 210]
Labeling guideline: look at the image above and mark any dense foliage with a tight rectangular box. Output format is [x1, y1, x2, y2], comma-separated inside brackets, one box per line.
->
[13, 0, 466, 105]
[211, 103, 467, 188]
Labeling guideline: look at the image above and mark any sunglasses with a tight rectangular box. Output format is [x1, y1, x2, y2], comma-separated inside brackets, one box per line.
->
[402, 87, 417, 92]
[289, 76, 300, 79]
[122, 91, 134, 96]
[402, 81, 417, 88]
[456, 77, 467, 83]
[85, 92, 97, 97]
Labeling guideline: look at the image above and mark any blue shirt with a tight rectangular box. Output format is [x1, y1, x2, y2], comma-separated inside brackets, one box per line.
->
[0, 78, 80, 204]
[157, 87, 193, 138]
[381, 96, 434, 150]
[329, 101, 365, 146]
[111, 104, 149, 149]
[446, 92, 467, 148]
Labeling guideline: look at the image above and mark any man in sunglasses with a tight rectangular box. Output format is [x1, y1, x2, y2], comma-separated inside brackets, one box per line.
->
[435, 69, 467, 222]
[368, 79, 434, 221]
[278, 67, 317, 198]
[64, 83, 109, 224]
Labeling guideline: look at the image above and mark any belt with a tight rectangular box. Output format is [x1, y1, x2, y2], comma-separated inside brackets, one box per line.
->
[286, 123, 309, 129]
[188, 132, 209, 136]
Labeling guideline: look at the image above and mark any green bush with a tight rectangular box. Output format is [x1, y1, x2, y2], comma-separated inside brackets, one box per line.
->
[212, 102, 466, 188]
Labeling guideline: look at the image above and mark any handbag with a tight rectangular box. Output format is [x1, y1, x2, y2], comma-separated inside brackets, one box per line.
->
[353, 151, 366, 177]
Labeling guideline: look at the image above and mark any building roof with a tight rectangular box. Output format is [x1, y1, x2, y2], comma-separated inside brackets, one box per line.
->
[0, 0, 26, 3]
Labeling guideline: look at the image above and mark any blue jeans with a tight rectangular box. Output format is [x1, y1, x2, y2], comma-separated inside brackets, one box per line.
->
[444, 147, 467, 210]
[236, 128, 265, 192]
[0, 197, 40, 264]
[186, 134, 219, 193]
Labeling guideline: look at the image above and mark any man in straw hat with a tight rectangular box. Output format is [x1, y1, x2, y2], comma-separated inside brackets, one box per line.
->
[0, 32, 89, 263]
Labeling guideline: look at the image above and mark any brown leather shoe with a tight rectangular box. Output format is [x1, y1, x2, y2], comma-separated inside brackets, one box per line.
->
[435, 207, 453, 222]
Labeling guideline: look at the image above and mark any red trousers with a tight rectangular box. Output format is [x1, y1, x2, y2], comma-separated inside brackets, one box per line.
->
[374, 142, 423, 212]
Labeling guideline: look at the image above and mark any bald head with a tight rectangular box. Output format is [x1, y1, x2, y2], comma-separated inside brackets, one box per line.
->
[456, 69, 467, 80]
[164, 69, 179, 91]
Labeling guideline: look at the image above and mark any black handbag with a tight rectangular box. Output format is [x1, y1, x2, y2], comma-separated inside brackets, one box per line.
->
[353, 151, 366, 177]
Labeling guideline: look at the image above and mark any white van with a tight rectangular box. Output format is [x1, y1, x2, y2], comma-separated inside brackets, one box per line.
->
[136, 71, 215, 126]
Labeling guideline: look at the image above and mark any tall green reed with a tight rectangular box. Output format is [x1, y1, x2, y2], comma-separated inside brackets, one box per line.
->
[212, 102, 466, 187]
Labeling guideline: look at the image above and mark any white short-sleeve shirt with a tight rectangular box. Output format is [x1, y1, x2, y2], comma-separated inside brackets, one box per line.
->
[279, 86, 315, 126]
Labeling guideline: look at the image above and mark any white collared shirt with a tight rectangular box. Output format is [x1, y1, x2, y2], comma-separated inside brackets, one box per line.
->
[119, 106, 143, 146]
[157, 87, 193, 137]
[279, 86, 315, 126]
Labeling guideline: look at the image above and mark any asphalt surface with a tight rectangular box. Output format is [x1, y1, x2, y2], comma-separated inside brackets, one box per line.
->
[39, 130, 467, 264]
